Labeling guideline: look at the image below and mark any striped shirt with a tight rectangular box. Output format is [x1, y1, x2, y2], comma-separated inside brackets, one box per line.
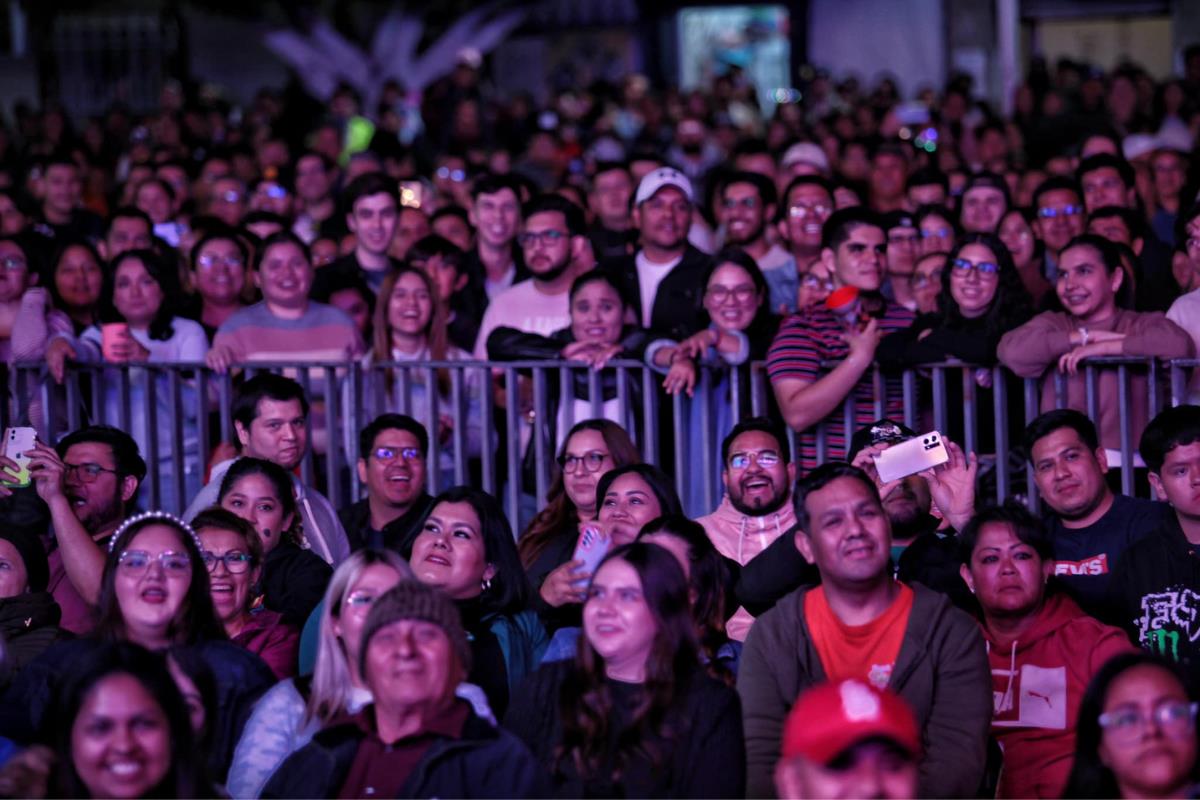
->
[766, 302, 916, 469]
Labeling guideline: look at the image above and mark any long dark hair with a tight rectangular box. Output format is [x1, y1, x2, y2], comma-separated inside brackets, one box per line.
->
[938, 233, 1032, 339]
[557, 542, 700, 782]
[636, 515, 733, 684]
[519, 419, 642, 569]
[217, 457, 303, 547]
[94, 514, 226, 646]
[403, 485, 532, 616]
[594, 464, 683, 521]
[100, 248, 183, 341]
[701, 248, 780, 357]
[45, 236, 103, 332]
[45, 641, 216, 798]
[1063, 652, 1198, 798]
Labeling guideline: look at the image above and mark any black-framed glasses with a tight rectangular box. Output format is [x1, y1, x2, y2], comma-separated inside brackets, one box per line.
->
[203, 551, 254, 574]
[558, 451, 608, 473]
[950, 258, 999, 276]
[517, 230, 568, 248]
[1099, 701, 1198, 742]
[371, 446, 423, 463]
[117, 550, 192, 576]
[721, 197, 760, 210]
[706, 285, 757, 304]
[65, 462, 120, 483]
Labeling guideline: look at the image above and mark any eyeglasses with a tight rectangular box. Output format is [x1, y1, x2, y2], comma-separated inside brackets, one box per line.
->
[706, 284, 757, 304]
[788, 204, 830, 219]
[921, 228, 953, 240]
[203, 551, 254, 574]
[729, 451, 781, 469]
[117, 550, 192, 576]
[517, 230, 568, 248]
[65, 462, 120, 482]
[1099, 701, 1198, 742]
[722, 197, 760, 211]
[800, 274, 834, 291]
[557, 451, 608, 473]
[887, 233, 920, 247]
[0, 255, 27, 271]
[218, 190, 242, 203]
[912, 271, 943, 289]
[261, 185, 289, 199]
[371, 446, 423, 462]
[436, 166, 466, 183]
[196, 254, 244, 270]
[951, 258, 999, 276]
[1037, 204, 1082, 219]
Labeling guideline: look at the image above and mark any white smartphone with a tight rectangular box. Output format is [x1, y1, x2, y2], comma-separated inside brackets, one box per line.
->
[874, 431, 949, 484]
[571, 524, 611, 580]
[2, 427, 37, 487]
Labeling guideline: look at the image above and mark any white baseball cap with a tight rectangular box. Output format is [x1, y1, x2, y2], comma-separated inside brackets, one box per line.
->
[634, 167, 694, 206]
[781, 141, 830, 175]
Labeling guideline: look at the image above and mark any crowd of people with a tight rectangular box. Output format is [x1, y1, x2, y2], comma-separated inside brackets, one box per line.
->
[0, 39, 1198, 799]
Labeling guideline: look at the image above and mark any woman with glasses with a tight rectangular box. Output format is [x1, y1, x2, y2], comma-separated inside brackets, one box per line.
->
[184, 228, 254, 342]
[0, 512, 275, 782]
[0, 234, 38, 362]
[915, 204, 958, 257]
[958, 502, 1134, 798]
[878, 233, 1032, 452]
[217, 457, 332, 628]
[193, 507, 299, 680]
[1063, 652, 1198, 799]
[520, 419, 641, 634]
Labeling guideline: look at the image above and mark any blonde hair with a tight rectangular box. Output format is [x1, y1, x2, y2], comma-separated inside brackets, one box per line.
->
[304, 549, 413, 726]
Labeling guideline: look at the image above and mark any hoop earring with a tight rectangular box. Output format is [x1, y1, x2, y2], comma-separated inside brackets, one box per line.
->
[481, 577, 493, 593]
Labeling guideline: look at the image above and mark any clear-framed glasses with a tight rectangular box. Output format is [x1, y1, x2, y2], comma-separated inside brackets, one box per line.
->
[118, 550, 192, 577]
[1037, 204, 1082, 219]
[920, 228, 953, 241]
[372, 446, 423, 462]
[203, 551, 254, 574]
[706, 285, 757, 304]
[729, 451, 781, 469]
[517, 230, 568, 248]
[196, 254, 244, 270]
[557, 451, 608, 473]
[436, 166, 466, 183]
[912, 271, 943, 289]
[1099, 701, 1198, 742]
[950, 258, 999, 276]
[788, 203, 830, 219]
[800, 274, 834, 291]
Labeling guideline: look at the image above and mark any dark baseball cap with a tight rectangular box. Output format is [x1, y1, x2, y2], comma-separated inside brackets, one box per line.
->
[848, 419, 916, 462]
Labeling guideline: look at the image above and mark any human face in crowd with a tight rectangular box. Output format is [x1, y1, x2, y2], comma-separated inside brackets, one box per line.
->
[44, 163, 81, 218]
[332, 562, 404, 675]
[112, 256, 164, 330]
[470, 188, 520, 251]
[348, 192, 399, 257]
[949, 242, 1000, 319]
[1097, 664, 1198, 799]
[71, 673, 172, 799]
[1148, 441, 1200, 521]
[197, 526, 257, 626]
[106, 216, 153, 259]
[780, 184, 833, 253]
[208, 177, 245, 227]
[961, 186, 1006, 234]
[256, 241, 313, 311]
[826, 224, 886, 292]
[704, 263, 761, 333]
[521, 210, 574, 282]
[0, 538, 28, 598]
[432, 214, 473, 252]
[570, 279, 624, 345]
[250, 182, 292, 218]
[114, 524, 193, 647]
[724, 430, 794, 516]
[870, 154, 907, 204]
[155, 165, 189, 211]
[1034, 189, 1085, 256]
[634, 187, 691, 255]
[310, 237, 339, 268]
[775, 742, 918, 800]
[560, 429, 615, 517]
[329, 287, 371, 336]
[998, 210, 1036, 269]
[0, 194, 28, 235]
[599, 472, 664, 546]
[416, 253, 465, 306]
[236, 396, 308, 470]
[918, 213, 954, 257]
[909, 183, 947, 208]
[797, 259, 834, 310]
[584, 557, 658, 680]
[433, 156, 469, 205]
[387, 271, 433, 345]
[1056, 243, 1121, 325]
[1030, 426, 1110, 522]
[886, 223, 919, 276]
[359, 428, 426, 512]
[134, 182, 172, 225]
[0, 239, 31, 303]
[295, 154, 333, 204]
[410, 501, 495, 600]
[590, 168, 634, 230]
[391, 208, 430, 261]
[1088, 215, 1135, 249]
[960, 521, 1051, 620]
[63, 441, 131, 534]
[1081, 167, 1131, 212]
[1152, 151, 1187, 204]
[912, 254, 945, 315]
[364, 618, 462, 712]
[193, 237, 245, 306]
[721, 181, 769, 247]
[795, 476, 891, 589]
[220, 474, 294, 556]
[56, 244, 103, 312]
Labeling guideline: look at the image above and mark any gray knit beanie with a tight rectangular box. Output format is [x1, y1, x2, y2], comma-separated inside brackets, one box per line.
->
[359, 581, 472, 677]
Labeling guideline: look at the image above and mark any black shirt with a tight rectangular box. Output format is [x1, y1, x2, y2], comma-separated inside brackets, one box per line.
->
[340, 494, 433, 553]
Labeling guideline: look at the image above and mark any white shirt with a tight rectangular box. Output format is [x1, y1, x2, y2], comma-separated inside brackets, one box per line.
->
[473, 279, 573, 360]
[483, 263, 517, 300]
[1167, 288, 1200, 402]
[635, 251, 683, 329]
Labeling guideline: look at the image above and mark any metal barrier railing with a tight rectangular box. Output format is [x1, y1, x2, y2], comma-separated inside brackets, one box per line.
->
[8, 355, 1192, 523]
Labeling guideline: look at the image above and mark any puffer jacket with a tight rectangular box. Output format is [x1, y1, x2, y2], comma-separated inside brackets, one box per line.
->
[697, 495, 795, 641]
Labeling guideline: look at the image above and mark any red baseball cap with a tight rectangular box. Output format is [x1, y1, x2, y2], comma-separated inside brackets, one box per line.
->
[781, 679, 921, 765]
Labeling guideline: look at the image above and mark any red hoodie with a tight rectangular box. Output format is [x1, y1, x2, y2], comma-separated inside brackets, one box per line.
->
[982, 592, 1135, 799]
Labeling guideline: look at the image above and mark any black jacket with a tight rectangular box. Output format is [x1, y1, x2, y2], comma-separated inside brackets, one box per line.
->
[261, 541, 333, 627]
[261, 702, 548, 799]
[0, 592, 64, 692]
[600, 245, 712, 341]
[340, 493, 433, 553]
